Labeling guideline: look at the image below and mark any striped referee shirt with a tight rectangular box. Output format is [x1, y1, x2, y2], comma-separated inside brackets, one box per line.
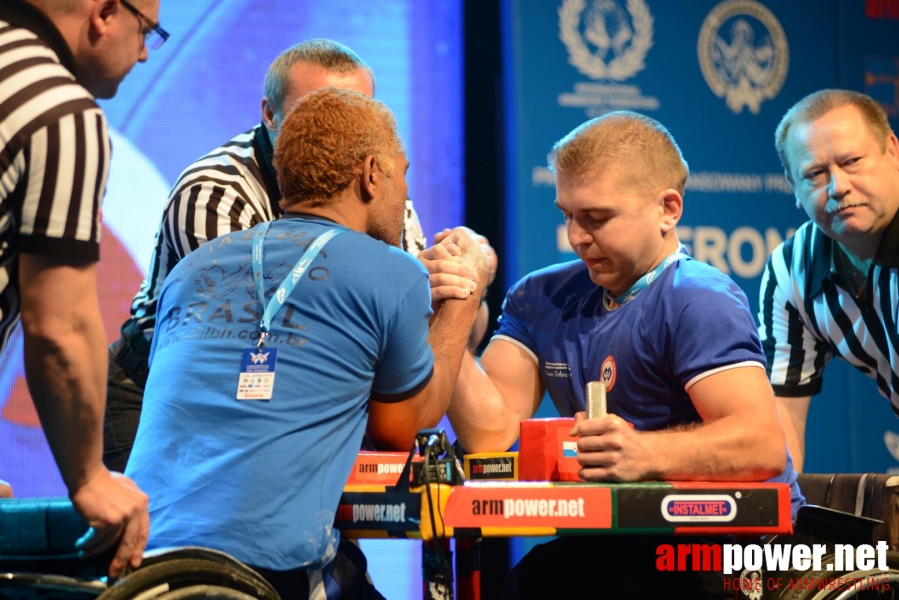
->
[126, 123, 428, 338]
[758, 212, 899, 412]
[0, 1, 108, 352]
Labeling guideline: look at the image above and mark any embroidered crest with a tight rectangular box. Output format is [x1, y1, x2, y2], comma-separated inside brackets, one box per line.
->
[697, 0, 788, 114]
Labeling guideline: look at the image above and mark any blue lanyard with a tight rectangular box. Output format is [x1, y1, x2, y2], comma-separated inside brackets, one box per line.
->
[251, 221, 344, 346]
[610, 251, 688, 306]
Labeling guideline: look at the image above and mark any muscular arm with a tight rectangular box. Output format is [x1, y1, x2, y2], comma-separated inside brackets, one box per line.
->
[468, 300, 490, 350]
[447, 339, 544, 453]
[367, 231, 489, 450]
[576, 366, 786, 481]
[757, 241, 817, 474]
[19, 254, 148, 576]
[20, 254, 108, 491]
[420, 236, 539, 451]
[775, 395, 810, 473]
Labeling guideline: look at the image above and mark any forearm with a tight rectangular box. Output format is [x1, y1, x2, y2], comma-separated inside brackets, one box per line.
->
[367, 295, 481, 449]
[779, 424, 805, 474]
[774, 395, 808, 473]
[640, 416, 786, 481]
[24, 303, 107, 491]
[417, 296, 482, 426]
[467, 300, 489, 350]
[19, 254, 108, 493]
[447, 351, 523, 453]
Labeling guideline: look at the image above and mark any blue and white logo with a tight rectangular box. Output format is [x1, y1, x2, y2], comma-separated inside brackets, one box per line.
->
[697, 0, 788, 114]
[559, 0, 654, 81]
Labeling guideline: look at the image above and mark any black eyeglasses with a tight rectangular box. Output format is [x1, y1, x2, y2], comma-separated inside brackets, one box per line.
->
[120, 0, 169, 50]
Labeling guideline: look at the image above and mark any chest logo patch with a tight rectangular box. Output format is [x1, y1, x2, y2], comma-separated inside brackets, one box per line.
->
[544, 362, 572, 379]
[600, 355, 617, 392]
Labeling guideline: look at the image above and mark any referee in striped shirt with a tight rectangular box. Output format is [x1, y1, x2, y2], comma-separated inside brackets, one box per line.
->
[0, 0, 161, 577]
[759, 89, 899, 472]
[104, 39, 496, 471]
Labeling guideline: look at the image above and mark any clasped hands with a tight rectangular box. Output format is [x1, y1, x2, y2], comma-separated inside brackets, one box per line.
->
[419, 227, 494, 303]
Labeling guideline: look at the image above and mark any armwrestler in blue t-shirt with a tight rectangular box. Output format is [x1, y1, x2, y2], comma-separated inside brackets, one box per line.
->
[126, 88, 488, 600]
[421, 111, 803, 599]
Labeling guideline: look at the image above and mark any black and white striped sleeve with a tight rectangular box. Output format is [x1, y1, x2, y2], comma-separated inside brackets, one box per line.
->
[129, 178, 268, 329]
[127, 130, 275, 335]
[758, 235, 830, 397]
[403, 199, 427, 256]
[161, 178, 265, 260]
[158, 135, 273, 261]
[11, 91, 109, 259]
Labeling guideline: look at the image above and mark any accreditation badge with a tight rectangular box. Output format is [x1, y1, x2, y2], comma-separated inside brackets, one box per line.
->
[237, 347, 278, 400]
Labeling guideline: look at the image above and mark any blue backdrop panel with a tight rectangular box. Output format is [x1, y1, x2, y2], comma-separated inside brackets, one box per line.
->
[502, 0, 899, 480]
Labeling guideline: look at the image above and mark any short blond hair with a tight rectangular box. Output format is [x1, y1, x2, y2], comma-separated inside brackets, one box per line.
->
[549, 111, 689, 195]
[263, 39, 374, 115]
[775, 89, 893, 180]
[274, 88, 402, 208]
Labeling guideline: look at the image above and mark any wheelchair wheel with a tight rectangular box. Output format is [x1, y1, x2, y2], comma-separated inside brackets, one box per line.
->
[0, 572, 107, 599]
[96, 559, 279, 600]
[154, 585, 257, 600]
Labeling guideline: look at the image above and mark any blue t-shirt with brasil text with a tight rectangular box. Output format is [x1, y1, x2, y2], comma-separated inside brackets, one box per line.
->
[127, 215, 434, 570]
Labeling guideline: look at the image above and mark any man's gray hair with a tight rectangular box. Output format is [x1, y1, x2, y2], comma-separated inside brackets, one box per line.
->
[263, 39, 375, 114]
[775, 89, 893, 181]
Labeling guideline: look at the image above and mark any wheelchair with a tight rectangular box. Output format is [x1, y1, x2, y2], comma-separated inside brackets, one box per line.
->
[0, 498, 280, 600]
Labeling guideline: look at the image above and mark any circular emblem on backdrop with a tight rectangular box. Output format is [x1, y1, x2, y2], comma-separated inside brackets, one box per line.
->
[697, 0, 788, 114]
[558, 0, 654, 81]
[600, 355, 617, 391]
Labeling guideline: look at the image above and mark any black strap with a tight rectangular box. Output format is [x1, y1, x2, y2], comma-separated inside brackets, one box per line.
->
[111, 321, 151, 389]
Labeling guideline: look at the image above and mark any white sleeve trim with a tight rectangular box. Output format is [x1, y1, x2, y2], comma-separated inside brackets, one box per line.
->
[492, 334, 539, 365]
[684, 360, 766, 391]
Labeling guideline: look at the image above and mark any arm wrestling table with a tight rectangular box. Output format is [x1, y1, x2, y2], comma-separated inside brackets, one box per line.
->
[0, 425, 793, 600]
[336, 427, 793, 600]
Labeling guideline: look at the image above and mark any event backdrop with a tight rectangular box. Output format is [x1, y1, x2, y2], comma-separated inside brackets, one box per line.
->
[0, 1, 463, 596]
[4, 0, 899, 590]
[502, 0, 899, 475]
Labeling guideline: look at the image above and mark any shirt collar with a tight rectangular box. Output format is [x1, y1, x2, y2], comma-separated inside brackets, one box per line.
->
[874, 205, 899, 268]
[252, 122, 282, 217]
[806, 224, 837, 299]
[0, 0, 79, 80]
[807, 205, 899, 297]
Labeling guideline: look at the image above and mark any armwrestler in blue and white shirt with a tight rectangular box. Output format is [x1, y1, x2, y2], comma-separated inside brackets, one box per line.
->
[420, 111, 802, 599]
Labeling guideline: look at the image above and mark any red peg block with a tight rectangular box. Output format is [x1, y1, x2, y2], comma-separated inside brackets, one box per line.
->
[518, 418, 581, 482]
